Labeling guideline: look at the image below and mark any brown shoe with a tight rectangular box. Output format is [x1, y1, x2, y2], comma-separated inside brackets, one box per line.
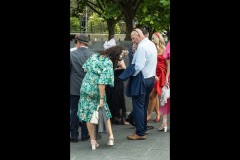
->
[127, 134, 146, 140]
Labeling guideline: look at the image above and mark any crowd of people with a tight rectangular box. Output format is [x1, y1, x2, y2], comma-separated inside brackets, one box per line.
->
[70, 27, 170, 150]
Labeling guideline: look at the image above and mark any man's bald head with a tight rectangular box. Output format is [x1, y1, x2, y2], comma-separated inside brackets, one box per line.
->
[131, 28, 145, 45]
[132, 28, 144, 37]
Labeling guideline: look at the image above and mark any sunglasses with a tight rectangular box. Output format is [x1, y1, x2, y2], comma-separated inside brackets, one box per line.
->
[133, 29, 140, 35]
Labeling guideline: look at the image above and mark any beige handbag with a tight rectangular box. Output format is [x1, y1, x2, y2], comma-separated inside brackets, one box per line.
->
[90, 105, 100, 124]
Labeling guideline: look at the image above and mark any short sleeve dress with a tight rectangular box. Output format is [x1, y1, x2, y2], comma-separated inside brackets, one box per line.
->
[77, 53, 114, 122]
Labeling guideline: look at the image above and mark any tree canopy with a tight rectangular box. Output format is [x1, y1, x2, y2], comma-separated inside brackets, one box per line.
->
[136, 0, 170, 38]
[70, 0, 170, 40]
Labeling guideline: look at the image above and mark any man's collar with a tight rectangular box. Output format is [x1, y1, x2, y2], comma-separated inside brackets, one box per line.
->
[78, 46, 88, 49]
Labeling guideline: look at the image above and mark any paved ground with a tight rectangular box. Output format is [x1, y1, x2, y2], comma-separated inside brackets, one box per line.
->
[70, 113, 170, 160]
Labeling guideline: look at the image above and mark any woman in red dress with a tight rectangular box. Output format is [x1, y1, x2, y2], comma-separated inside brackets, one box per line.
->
[147, 32, 167, 122]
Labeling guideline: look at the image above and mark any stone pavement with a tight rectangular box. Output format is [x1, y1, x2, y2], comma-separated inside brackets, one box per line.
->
[70, 114, 170, 160]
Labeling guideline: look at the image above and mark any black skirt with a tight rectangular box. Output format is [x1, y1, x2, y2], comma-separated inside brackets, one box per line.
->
[106, 69, 127, 124]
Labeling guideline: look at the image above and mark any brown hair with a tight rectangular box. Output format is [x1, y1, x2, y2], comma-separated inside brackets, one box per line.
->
[99, 45, 126, 68]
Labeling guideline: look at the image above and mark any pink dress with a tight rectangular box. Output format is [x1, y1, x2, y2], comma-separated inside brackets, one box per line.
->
[160, 42, 170, 114]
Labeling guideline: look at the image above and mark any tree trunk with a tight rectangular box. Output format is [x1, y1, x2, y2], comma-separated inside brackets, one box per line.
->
[124, 18, 133, 41]
[167, 28, 170, 41]
[119, 0, 142, 41]
[107, 19, 116, 40]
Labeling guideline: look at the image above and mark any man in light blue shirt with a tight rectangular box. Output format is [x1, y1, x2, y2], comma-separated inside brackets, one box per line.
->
[126, 28, 157, 140]
[131, 35, 157, 78]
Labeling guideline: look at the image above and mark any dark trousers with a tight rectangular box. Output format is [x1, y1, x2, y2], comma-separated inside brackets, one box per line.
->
[70, 95, 88, 139]
[132, 77, 154, 136]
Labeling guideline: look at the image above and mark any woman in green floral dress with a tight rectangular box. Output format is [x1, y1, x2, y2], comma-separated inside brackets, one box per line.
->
[77, 45, 127, 150]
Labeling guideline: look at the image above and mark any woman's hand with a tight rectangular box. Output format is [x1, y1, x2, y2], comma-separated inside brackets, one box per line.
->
[99, 84, 105, 107]
[132, 43, 137, 53]
[117, 60, 126, 69]
[165, 77, 170, 86]
[99, 99, 104, 107]
[155, 76, 159, 82]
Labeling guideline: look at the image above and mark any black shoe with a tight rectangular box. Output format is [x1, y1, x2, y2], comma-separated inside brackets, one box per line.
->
[81, 135, 90, 141]
[147, 125, 154, 130]
[112, 119, 120, 125]
[70, 138, 79, 143]
[125, 117, 135, 126]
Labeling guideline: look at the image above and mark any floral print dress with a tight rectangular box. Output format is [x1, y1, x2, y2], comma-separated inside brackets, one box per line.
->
[77, 53, 114, 122]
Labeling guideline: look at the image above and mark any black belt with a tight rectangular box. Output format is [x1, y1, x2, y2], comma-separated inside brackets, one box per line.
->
[145, 76, 155, 79]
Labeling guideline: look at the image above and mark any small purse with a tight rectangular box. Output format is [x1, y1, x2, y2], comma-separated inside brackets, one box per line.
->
[90, 105, 100, 124]
[160, 85, 170, 106]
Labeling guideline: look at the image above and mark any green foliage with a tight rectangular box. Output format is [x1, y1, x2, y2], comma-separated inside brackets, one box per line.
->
[70, 0, 170, 40]
[78, 0, 122, 38]
[115, 24, 121, 34]
[136, 0, 170, 33]
[70, 0, 82, 17]
[70, 17, 80, 32]
[102, 3, 121, 20]
[87, 13, 107, 33]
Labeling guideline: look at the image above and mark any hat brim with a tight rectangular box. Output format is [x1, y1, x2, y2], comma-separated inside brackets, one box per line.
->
[79, 40, 89, 44]
[81, 40, 92, 45]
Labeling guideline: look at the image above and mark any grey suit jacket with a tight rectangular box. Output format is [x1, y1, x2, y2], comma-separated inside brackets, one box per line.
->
[70, 47, 94, 96]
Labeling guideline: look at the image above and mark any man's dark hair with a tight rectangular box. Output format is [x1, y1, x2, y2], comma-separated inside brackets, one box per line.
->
[140, 27, 148, 35]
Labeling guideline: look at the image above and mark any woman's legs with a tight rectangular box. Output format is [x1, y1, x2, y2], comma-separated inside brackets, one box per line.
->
[147, 89, 158, 121]
[107, 119, 114, 137]
[87, 122, 95, 140]
[162, 114, 168, 127]
[154, 96, 160, 122]
[107, 119, 114, 145]
[87, 122, 99, 149]
[159, 98, 170, 132]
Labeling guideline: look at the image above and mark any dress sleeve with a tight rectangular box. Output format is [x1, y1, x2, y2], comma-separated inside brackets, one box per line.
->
[98, 59, 114, 87]
[163, 42, 170, 60]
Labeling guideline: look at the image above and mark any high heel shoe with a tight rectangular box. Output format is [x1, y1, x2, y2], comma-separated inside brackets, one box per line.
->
[158, 126, 168, 132]
[107, 136, 114, 146]
[91, 140, 99, 150]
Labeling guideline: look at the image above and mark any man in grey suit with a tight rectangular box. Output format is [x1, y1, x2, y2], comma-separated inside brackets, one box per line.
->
[70, 34, 94, 142]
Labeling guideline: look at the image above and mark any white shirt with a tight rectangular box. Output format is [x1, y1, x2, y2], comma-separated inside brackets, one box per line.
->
[70, 47, 77, 51]
[132, 38, 157, 78]
[70, 46, 88, 51]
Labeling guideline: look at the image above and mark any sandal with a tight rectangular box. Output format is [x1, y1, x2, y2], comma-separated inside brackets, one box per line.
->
[91, 140, 99, 150]
[107, 136, 114, 146]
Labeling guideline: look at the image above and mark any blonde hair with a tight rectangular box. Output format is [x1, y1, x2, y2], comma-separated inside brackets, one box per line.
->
[152, 32, 166, 54]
